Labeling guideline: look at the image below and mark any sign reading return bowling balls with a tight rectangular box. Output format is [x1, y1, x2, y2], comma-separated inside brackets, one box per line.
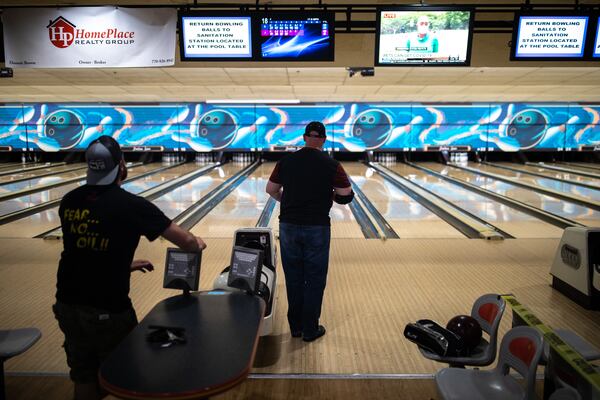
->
[446, 315, 482, 350]
[504, 109, 549, 150]
[350, 109, 394, 150]
[44, 109, 85, 149]
[195, 109, 238, 150]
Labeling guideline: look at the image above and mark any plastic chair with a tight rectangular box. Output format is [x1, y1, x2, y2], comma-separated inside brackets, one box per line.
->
[435, 326, 544, 400]
[419, 293, 505, 367]
[0, 328, 41, 400]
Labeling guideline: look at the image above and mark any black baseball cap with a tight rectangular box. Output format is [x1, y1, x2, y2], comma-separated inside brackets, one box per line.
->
[85, 136, 122, 185]
[304, 121, 326, 138]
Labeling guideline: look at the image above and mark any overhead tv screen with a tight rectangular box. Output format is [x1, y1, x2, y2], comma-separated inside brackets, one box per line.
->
[256, 12, 334, 61]
[375, 9, 473, 66]
[512, 14, 589, 59]
[180, 12, 253, 61]
[594, 17, 600, 58]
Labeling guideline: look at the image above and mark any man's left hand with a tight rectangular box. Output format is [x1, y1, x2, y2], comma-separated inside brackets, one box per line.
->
[131, 259, 154, 273]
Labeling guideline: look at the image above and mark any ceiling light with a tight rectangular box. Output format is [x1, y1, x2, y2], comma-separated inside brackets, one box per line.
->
[206, 99, 301, 104]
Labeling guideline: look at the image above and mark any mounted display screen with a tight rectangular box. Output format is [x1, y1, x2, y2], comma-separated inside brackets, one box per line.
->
[163, 248, 202, 292]
[594, 17, 600, 58]
[511, 14, 589, 59]
[228, 246, 263, 293]
[375, 8, 474, 66]
[256, 12, 334, 61]
[179, 12, 253, 60]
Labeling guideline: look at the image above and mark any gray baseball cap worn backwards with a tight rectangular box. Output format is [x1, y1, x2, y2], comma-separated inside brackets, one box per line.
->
[85, 136, 122, 185]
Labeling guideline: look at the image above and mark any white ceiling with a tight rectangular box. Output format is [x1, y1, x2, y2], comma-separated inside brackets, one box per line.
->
[1, 1, 599, 102]
[1, 66, 599, 102]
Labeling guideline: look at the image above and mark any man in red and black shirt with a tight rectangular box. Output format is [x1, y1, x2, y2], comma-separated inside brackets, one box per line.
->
[266, 121, 353, 342]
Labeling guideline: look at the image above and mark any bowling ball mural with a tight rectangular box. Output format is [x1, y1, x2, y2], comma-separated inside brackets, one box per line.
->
[43, 110, 85, 150]
[194, 109, 238, 150]
[2, 102, 599, 152]
[350, 109, 393, 150]
[504, 109, 549, 150]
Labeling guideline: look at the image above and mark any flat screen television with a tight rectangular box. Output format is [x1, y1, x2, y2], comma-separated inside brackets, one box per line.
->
[511, 13, 589, 60]
[255, 12, 334, 61]
[594, 16, 600, 59]
[179, 12, 253, 61]
[375, 8, 474, 66]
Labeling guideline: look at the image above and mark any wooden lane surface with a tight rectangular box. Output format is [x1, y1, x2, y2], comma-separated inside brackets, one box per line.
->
[426, 162, 600, 228]
[501, 162, 600, 188]
[2, 236, 599, 377]
[0, 163, 81, 184]
[0, 164, 198, 238]
[345, 162, 465, 238]
[415, 162, 565, 238]
[190, 163, 272, 238]
[472, 162, 600, 203]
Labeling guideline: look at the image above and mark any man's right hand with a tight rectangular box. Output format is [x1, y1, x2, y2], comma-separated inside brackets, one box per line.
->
[162, 223, 207, 253]
[196, 237, 207, 251]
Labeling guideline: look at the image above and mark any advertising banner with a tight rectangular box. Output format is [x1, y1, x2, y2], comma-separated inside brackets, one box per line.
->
[2, 7, 176, 68]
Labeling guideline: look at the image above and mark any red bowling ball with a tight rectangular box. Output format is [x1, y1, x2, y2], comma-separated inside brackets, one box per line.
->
[446, 315, 483, 350]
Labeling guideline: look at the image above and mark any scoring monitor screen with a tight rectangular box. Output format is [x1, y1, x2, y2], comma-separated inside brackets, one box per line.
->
[228, 246, 263, 293]
[376, 9, 473, 66]
[163, 248, 201, 291]
[512, 15, 589, 59]
[180, 13, 253, 60]
[257, 13, 334, 61]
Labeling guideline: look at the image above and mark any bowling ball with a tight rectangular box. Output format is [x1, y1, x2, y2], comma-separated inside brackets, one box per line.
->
[446, 315, 482, 350]
[505, 109, 548, 150]
[351, 109, 393, 150]
[196, 110, 238, 150]
[44, 110, 84, 150]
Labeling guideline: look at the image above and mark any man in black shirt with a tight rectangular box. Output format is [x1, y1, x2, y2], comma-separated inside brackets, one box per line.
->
[266, 121, 353, 342]
[53, 136, 207, 400]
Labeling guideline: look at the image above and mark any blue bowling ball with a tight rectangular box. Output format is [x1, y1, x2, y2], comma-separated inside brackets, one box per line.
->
[506, 109, 548, 150]
[351, 109, 393, 150]
[44, 110, 84, 150]
[196, 110, 238, 150]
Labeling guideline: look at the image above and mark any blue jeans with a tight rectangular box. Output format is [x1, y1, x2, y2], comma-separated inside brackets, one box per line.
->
[279, 222, 331, 338]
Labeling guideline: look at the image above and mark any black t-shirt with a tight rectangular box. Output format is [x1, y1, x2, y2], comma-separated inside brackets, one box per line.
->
[269, 148, 350, 226]
[56, 184, 171, 312]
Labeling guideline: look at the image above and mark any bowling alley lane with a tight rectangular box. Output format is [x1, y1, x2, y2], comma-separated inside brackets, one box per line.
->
[151, 163, 243, 220]
[424, 162, 600, 228]
[0, 163, 163, 217]
[0, 162, 33, 171]
[264, 163, 365, 238]
[556, 162, 600, 172]
[343, 163, 465, 238]
[471, 162, 600, 202]
[389, 163, 563, 238]
[189, 163, 273, 238]
[494, 162, 600, 189]
[0, 163, 84, 184]
[0, 164, 87, 193]
[0, 163, 200, 238]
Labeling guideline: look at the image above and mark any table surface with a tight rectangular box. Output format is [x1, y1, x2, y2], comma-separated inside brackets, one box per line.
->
[99, 291, 265, 399]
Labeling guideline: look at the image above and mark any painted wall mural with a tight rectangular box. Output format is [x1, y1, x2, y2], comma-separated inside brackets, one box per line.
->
[0, 103, 598, 152]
